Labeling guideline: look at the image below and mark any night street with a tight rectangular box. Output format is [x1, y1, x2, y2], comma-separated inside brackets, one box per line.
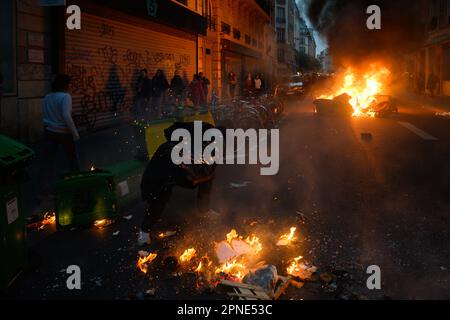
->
[5, 97, 449, 300]
[1, 0, 450, 308]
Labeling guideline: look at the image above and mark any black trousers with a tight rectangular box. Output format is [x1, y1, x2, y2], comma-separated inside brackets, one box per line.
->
[140, 180, 213, 233]
[41, 129, 80, 194]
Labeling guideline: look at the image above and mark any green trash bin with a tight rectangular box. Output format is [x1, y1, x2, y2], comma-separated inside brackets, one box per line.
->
[55, 170, 117, 229]
[104, 160, 145, 211]
[0, 134, 34, 289]
[54, 160, 145, 229]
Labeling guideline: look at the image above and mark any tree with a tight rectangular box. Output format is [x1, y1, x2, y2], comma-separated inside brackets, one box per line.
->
[296, 52, 322, 73]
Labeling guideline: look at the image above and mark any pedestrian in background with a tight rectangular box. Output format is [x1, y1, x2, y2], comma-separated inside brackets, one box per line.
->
[152, 69, 169, 118]
[244, 72, 254, 96]
[254, 74, 262, 95]
[135, 69, 152, 121]
[199, 72, 210, 107]
[170, 70, 186, 110]
[40, 74, 80, 196]
[188, 74, 205, 108]
[228, 71, 237, 98]
[427, 72, 440, 98]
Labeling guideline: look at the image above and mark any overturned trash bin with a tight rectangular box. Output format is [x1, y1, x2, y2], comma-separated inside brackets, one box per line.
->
[0, 134, 34, 289]
[134, 110, 215, 161]
[55, 160, 144, 230]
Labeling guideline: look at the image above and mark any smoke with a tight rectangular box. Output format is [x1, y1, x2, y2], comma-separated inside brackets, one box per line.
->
[304, 0, 427, 68]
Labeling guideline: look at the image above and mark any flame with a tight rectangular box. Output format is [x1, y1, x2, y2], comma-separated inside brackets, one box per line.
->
[226, 229, 239, 244]
[215, 259, 248, 281]
[286, 256, 317, 280]
[93, 219, 112, 228]
[179, 248, 196, 263]
[286, 256, 304, 275]
[195, 255, 213, 273]
[137, 251, 157, 274]
[245, 235, 262, 254]
[277, 227, 297, 246]
[319, 65, 391, 117]
[39, 212, 56, 230]
[158, 230, 177, 238]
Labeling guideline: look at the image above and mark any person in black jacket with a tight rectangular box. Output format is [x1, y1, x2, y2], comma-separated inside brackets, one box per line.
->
[170, 71, 186, 109]
[152, 69, 169, 118]
[137, 121, 217, 245]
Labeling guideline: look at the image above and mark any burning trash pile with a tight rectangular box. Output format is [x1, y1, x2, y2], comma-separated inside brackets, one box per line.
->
[314, 65, 398, 118]
[135, 226, 319, 300]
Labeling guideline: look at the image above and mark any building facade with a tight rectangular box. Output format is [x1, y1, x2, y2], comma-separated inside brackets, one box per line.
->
[294, 9, 316, 59]
[409, 0, 450, 97]
[0, 0, 280, 142]
[199, 0, 274, 98]
[275, 0, 297, 76]
[0, 0, 207, 141]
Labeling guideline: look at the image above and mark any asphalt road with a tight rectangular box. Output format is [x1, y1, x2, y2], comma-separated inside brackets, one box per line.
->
[5, 97, 450, 300]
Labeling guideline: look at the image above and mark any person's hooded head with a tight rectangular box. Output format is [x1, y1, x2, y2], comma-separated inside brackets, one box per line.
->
[52, 74, 72, 92]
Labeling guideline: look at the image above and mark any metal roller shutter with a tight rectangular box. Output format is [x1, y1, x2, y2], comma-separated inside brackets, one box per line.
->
[65, 12, 197, 129]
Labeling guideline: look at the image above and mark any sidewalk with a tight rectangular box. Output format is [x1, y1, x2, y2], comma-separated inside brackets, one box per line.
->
[25, 122, 141, 217]
[398, 92, 450, 113]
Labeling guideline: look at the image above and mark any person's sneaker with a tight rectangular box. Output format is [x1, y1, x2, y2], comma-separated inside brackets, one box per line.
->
[137, 231, 151, 246]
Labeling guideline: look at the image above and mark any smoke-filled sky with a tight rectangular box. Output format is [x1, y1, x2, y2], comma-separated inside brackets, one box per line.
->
[297, 0, 328, 54]
[298, 0, 427, 66]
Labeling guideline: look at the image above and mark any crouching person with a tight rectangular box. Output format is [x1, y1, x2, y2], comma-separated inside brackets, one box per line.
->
[138, 122, 216, 245]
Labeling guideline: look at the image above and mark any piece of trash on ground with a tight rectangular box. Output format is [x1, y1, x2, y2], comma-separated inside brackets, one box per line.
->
[158, 230, 177, 238]
[230, 181, 251, 188]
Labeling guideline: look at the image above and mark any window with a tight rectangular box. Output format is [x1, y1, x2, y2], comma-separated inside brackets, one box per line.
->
[277, 28, 285, 43]
[252, 38, 257, 47]
[245, 34, 251, 44]
[221, 22, 231, 35]
[278, 48, 285, 63]
[233, 28, 241, 40]
[276, 6, 286, 24]
[0, 0, 15, 94]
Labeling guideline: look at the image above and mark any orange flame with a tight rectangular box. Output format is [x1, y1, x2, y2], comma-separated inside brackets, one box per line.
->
[137, 251, 157, 274]
[320, 65, 391, 117]
[215, 259, 248, 281]
[179, 248, 196, 263]
[277, 227, 297, 246]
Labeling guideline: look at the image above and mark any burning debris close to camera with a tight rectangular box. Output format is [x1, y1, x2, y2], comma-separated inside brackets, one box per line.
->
[134, 226, 319, 299]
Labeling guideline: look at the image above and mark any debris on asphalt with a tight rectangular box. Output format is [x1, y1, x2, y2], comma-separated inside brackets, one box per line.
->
[122, 214, 133, 220]
[230, 181, 251, 188]
[319, 272, 335, 283]
[242, 265, 278, 295]
[286, 256, 317, 281]
[217, 280, 271, 300]
[145, 288, 156, 296]
[93, 219, 113, 229]
[112, 231, 120, 236]
[26, 212, 56, 231]
[158, 230, 177, 238]
[290, 280, 305, 289]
